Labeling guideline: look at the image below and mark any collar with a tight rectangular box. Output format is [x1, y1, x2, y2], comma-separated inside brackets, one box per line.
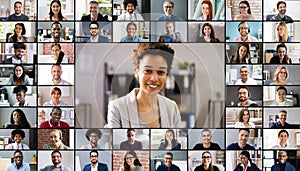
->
[12, 57, 23, 64]
[241, 161, 251, 170]
[91, 162, 98, 168]
[90, 35, 99, 42]
[13, 162, 23, 169]
[90, 14, 98, 21]
[48, 120, 61, 127]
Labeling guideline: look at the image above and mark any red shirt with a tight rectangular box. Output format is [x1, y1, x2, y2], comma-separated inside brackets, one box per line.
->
[39, 120, 70, 128]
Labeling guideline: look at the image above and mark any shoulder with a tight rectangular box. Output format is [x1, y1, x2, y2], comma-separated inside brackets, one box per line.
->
[61, 165, 71, 171]
[227, 142, 238, 149]
[286, 163, 296, 170]
[211, 142, 221, 149]
[99, 35, 109, 42]
[158, 94, 176, 106]
[172, 164, 181, 170]
[234, 122, 243, 128]
[246, 144, 255, 150]
[120, 37, 128, 42]
[99, 162, 108, 167]
[61, 121, 71, 128]
[157, 15, 166, 21]
[213, 165, 220, 171]
[81, 14, 91, 21]
[62, 16, 68, 20]
[43, 15, 50, 20]
[83, 163, 90, 170]
[39, 121, 48, 128]
[193, 143, 202, 150]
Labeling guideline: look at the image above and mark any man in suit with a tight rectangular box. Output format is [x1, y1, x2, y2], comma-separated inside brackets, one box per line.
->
[158, 22, 182, 42]
[81, 1, 109, 21]
[157, 152, 181, 171]
[83, 150, 108, 171]
[120, 129, 142, 150]
[271, 151, 296, 171]
[83, 21, 109, 43]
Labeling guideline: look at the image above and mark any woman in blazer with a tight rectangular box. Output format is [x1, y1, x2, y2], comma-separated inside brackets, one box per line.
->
[108, 43, 182, 128]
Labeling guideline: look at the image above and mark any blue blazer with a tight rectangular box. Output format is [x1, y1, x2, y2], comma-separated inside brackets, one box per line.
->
[83, 35, 109, 43]
[271, 163, 296, 171]
[82, 162, 108, 171]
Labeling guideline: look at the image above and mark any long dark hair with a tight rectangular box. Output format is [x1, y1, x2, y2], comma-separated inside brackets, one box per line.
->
[163, 129, 178, 149]
[11, 23, 26, 42]
[13, 65, 26, 83]
[232, 43, 251, 64]
[51, 43, 65, 64]
[238, 108, 250, 122]
[239, 1, 252, 14]
[201, 23, 218, 42]
[202, 151, 214, 171]
[123, 150, 142, 171]
[49, 0, 63, 21]
[10, 109, 31, 128]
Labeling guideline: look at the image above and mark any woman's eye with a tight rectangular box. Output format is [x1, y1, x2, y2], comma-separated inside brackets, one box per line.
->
[158, 70, 166, 75]
[143, 69, 152, 74]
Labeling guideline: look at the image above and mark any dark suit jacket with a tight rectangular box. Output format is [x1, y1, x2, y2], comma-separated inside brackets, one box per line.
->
[158, 32, 182, 42]
[271, 163, 296, 171]
[234, 163, 260, 171]
[82, 162, 108, 171]
[83, 35, 109, 43]
[81, 13, 109, 21]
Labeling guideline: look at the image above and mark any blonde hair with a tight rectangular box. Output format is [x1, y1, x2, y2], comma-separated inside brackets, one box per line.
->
[276, 22, 289, 42]
[273, 66, 289, 82]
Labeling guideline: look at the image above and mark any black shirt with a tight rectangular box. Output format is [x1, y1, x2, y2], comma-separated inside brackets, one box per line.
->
[192, 142, 221, 150]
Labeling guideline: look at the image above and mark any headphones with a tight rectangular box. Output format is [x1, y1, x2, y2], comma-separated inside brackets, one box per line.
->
[237, 86, 251, 98]
[238, 22, 250, 33]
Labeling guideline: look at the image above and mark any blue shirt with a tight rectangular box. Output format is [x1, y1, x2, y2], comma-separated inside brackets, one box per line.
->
[5, 162, 30, 171]
[270, 121, 291, 128]
[156, 15, 181, 21]
[157, 164, 181, 171]
[121, 36, 142, 42]
[227, 142, 255, 150]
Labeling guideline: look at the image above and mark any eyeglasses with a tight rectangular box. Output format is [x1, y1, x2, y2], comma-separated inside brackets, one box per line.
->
[239, 6, 248, 9]
[90, 27, 99, 30]
[202, 156, 211, 159]
[164, 6, 173, 9]
[239, 27, 249, 30]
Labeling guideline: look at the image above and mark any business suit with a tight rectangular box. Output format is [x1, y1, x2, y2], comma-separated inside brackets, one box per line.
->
[82, 162, 108, 171]
[271, 162, 296, 171]
[83, 35, 109, 43]
[158, 32, 182, 42]
[108, 88, 182, 128]
[81, 13, 109, 21]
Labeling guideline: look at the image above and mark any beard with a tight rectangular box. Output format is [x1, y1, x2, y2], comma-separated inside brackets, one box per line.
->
[91, 160, 98, 164]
